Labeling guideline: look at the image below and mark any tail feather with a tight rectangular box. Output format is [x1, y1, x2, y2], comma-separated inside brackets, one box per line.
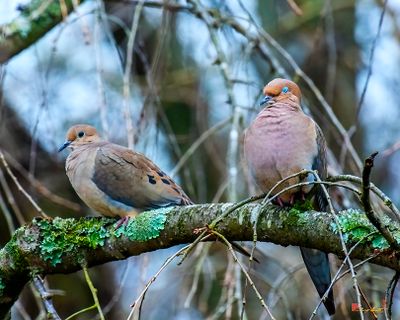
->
[300, 247, 335, 315]
[303, 181, 336, 315]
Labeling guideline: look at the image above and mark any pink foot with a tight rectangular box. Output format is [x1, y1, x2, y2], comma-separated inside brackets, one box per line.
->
[277, 197, 285, 207]
[290, 194, 295, 205]
[114, 216, 130, 230]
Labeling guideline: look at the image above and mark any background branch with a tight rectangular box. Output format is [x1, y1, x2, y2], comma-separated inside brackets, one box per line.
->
[0, 0, 81, 64]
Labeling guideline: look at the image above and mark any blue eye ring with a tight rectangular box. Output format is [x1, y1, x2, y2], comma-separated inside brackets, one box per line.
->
[282, 86, 289, 93]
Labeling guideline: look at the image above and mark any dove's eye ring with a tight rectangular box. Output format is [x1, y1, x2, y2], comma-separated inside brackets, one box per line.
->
[77, 131, 85, 138]
[282, 86, 289, 93]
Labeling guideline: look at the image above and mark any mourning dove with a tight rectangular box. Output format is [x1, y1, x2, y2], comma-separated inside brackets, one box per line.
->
[244, 78, 335, 315]
[59, 124, 192, 226]
[59, 124, 256, 259]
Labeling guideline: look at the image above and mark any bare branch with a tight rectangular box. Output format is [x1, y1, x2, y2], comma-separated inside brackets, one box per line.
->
[32, 277, 61, 320]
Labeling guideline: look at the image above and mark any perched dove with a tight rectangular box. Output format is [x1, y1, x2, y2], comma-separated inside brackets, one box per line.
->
[244, 78, 335, 315]
[59, 124, 255, 259]
[59, 124, 192, 225]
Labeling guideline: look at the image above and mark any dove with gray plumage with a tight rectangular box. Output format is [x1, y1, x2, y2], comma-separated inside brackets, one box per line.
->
[59, 124, 192, 225]
[59, 124, 256, 259]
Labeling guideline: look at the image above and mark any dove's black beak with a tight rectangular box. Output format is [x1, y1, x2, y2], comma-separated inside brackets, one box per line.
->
[58, 141, 71, 152]
[259, 95, 272, 106]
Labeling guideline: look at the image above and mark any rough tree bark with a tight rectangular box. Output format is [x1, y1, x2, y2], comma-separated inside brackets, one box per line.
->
[0, 202, 398, 318]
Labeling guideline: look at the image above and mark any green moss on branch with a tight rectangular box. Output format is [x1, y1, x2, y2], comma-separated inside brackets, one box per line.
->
[37, 217, 111, 266]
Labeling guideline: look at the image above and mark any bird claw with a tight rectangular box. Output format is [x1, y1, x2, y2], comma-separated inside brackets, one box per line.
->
[276, 197, 285, 207]
[114, 216, 130, 230]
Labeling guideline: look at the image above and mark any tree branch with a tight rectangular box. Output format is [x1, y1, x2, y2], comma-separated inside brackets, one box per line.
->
[361, 152, 400, 251]
[0, 202, 399, 317]
[0, 0, 80, 63]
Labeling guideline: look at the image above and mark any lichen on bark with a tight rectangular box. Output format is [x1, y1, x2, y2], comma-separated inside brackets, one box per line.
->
[113, 208, 170, 241]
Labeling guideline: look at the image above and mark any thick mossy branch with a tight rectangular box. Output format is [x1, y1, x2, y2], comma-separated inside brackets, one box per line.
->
[0, 203, 400, 317]
[0, 0, 81, 63]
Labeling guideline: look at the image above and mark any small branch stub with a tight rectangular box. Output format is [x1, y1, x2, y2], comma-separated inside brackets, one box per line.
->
[361, 152, 400, 251]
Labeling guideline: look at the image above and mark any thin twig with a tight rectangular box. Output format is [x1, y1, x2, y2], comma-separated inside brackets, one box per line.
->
[385, 271, 400, 320]
[126, 239, 209, 320]
[211, 230, 276, 320]
[122, 0, 145, 149]
[0, 165, 25, 225]
[309, 231, 378, 319]
[94, 2, 109, 140]
[355, 0, 388, 119]
[184, 244, 210, 308]
[286, 0, 303, 15]
[382, 140, 400, 157]
[266, 263, 303, 312]
[65, 305, 97, 320]
[83, 266, 105, 320]
[358, 285, 378, 319]
[13, 301, 31, 320]
[171, 116, 232, 177]
[2, 150, 80, 212]
[32, 277, 62, 320]
[207, 256, 236, 320]
[0, 150, 49, 218]
[0, 186, 16, 233]
[323, 0, 337, 105]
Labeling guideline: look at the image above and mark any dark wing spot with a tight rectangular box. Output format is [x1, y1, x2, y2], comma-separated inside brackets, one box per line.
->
[147, 175, 157, 185]
[172, 187, 180, 193]
[161, 178, 171, 185]
[157, 171, 165, 177]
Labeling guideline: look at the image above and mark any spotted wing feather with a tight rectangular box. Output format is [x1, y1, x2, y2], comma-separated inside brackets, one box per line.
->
[92, 143, 192, 211]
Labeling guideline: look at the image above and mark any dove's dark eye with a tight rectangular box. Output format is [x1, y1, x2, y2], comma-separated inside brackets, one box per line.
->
[282, 86, 289, 93]
[77, 131, 85, 138]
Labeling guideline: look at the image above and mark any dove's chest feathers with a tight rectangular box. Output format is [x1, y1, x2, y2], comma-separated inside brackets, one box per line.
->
[66, 145, 98, 197]
[245, 106, 318, 193]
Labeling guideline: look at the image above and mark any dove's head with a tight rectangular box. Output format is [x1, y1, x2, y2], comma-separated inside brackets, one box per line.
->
[260, 78, 301, 106]
[59, 124, 101, 152]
